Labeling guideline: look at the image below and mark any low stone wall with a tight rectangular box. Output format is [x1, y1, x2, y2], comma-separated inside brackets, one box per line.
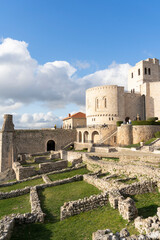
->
[92, 228, 152, 240]
[30, 186, 45, 222]
[12, 162, 37, 180]
[84, 174, 157, 222]
[134, 207, 160, 237]
[108, 190, 121, 209]
[36, 175, 83, 190]
[60, 150, 83, 162]
[34, 152, 60, 163]
[60, 192, 108, 220]
[0, 187, 30, 200]
[118, 196, 138, 221]
[83, 154, 160, 180]
[83, 174, 110, 191]
[50, 151, 60, 159]
[39, 160, 68, 173]
[0, 165, 86, 189]
[42, 175, 52, 183]
[0, 175, 83, 201]
[119, 154, 160, 164]
[119, 180, 157, 196]
[0, 185, 45, 240]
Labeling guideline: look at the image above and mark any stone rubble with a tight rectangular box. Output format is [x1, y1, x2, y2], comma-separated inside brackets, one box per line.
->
[92, 228, 151, 240]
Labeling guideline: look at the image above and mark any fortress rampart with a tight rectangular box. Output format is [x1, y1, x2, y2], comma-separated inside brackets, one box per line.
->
[0, 115, 76, 172]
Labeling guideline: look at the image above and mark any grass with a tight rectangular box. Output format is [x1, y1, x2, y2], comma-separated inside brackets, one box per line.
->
[11, 181, 138, 240]
[48, 168, 90, 182]
[118, 178, 138, 185]
[0, 178, 44, 192]
[22, 158, 62, 170]
[124, 143, 140, 148]
[0, 194, 30, 219]
[101, 157, 119, 162]
[144, 138, 157, 145]
[131, 189, 160, 218]
[98, 172, 110, 178]
[74, 148, 88, 152]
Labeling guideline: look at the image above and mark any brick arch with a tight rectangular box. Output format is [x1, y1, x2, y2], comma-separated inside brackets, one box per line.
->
[83, 131, 89, 143]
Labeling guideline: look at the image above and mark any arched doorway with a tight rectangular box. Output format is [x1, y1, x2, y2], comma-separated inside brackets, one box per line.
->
[47, 140, 55, 151]
[83, 131, 89, 143]
[79, 131, 82, 142]
[92, 131, 99, 143]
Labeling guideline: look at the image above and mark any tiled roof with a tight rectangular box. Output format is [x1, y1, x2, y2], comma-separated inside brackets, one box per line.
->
[63, 112, 86, 121]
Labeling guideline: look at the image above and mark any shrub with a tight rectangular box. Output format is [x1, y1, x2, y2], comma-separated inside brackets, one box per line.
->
[116, 121, 123, 126]
[132, 120, 160, 125]
[147, 117, 158, 121]
[155, 131, 160, 138]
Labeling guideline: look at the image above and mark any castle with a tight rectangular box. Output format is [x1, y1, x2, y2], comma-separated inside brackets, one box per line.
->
[1, 58, 160, 172]
[86, 57, 160, 126]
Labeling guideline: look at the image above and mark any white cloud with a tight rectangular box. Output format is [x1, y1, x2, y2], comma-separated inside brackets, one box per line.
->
[0, 38, 132, 128]
[74, 60, 90, 70]
[14, 112, 61, 129]
[80, 61, 131, 90]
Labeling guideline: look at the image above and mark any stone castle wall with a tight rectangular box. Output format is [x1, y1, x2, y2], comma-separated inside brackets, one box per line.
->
[117, 124, 160, 145]
[13, 128, 76, 156]
[0, 114, 76, 172]
[86, 85, 125, 126]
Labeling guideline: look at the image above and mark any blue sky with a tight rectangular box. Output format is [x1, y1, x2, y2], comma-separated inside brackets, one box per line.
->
[0, 0, 160, 128]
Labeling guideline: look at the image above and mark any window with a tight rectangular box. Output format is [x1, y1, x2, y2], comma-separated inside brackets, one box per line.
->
[145, 68, 147, 74]
[138, 69, 140, 75]
[97, 99, 99, 108]
[96, 99, 99, 108]
[148, 68, 151, 75]
[131, 72, 133, 78]
[104, 98, 107, 108]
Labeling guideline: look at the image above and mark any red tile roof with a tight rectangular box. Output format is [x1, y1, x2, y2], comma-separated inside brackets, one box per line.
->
[63, 112, 86, 121]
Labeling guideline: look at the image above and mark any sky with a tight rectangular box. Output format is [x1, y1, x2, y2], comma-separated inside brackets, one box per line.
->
[0, 0, 160, 128]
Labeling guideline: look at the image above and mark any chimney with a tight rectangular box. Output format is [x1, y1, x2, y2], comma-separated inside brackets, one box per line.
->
[68, 113, 71, 117]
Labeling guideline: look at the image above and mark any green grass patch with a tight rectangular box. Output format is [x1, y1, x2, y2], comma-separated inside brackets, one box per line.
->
[0, 178, 44, 192]
[74, 148, 88, 152]
[98, 172, 110, 178]
[101, 157, 119, 162]
[0, 194, 30, 219]
[67, 161, 72, 167]
[48, 168, 90, 182]
[131, 190, 160, 218]
[22, 159, 62, 170]
[124, 143, 140, 148]
[144, 138, 157, 145]
[119, 178, 138, 185]
[11, 181, 138, 239]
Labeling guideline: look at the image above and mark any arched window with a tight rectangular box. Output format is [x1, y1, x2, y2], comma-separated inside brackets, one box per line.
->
[104, 98, 107, 108]
[145, 68, 147, 75]
[148, 68, 151, 75]
[79, 132, 82, 142]
[96, 98, 99, 109]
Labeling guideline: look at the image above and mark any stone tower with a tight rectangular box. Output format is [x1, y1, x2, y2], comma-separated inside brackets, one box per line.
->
[128, 58, 160, 92]
[0, 114, 14, 172]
